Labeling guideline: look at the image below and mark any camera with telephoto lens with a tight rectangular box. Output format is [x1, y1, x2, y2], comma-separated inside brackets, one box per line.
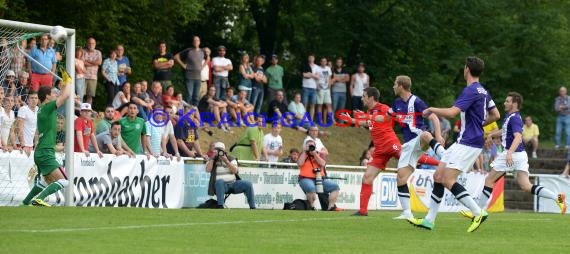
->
[313, 168, 324, 194]
[308, 144, 316, 152]
[217, 149, 226, 157]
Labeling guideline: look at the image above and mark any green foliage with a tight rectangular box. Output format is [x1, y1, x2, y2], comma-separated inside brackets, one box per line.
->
[2, 0, 569, 139]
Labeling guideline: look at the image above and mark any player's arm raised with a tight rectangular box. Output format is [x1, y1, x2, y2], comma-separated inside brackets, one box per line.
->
[56, 80, 71, 108]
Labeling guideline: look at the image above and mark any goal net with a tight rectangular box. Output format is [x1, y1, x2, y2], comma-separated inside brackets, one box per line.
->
[0, 20, 76, 206]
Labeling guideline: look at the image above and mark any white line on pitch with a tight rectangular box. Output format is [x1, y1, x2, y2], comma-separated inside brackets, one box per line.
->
[5, 217, 363, 233]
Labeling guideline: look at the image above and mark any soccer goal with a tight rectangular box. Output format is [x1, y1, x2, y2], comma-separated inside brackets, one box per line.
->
[0, 19, 76, 206]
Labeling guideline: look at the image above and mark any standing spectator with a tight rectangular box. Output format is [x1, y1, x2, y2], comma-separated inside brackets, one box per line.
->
[554, 86, 570, 149]
[231, 115, 264, 161]
[148, 81, 164, 107]
[10, 39, 26, 77]
[211, 45, 233, 100]
[174, 36, 205, 106]
[350, 62, 369, 111]
[452, 119, 461, 142]
[266, 54, 284, 103]
[119, 102, 151, 155]
[152, 40, 174, 91]
[96, 106, 116, 135]
[302, 54, 320, 121]
[251, 55, 267, 114]
[331, 57, 349, 117]
[83, 37, 102, 99]
[116, 44, 131, 85]
[238, 53, 254, 98]
[200, 47, 211, 99]
[0, 96, 16, 150]
[74, 103, 103, 158]
[75, 47, 86, 102]
[28, 34, 56, 92]
[145, 105, 179, 159]
[263, 123, 283, 162]
[316, 57, 332, 124]
[14, 71, 30, 108]
[17, 92, 38, 156]
[522, 116, 540, 158]
[102, 49, 120, 106]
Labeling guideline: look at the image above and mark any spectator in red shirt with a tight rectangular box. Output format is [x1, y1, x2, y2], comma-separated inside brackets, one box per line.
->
[74, 103, 103, 158]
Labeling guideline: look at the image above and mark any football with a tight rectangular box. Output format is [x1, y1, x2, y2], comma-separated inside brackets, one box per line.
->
[50, 25, 67, 44]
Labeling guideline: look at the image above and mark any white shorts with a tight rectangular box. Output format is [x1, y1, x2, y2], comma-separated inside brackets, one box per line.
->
[317, 89, 332, 104]
[397, 136, 424, 169]
[490, 151, 529, 173]
[440, 143, 482, 172]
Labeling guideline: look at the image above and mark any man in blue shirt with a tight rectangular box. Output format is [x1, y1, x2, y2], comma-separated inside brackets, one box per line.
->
[28, 33, 56, 92]
[466, 92, 567, 217]
[408, 56, 500, 232]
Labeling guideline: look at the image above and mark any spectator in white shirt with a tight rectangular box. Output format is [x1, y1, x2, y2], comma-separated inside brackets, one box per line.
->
[263, 123, 283, 162]
[17, 92, 39, 156]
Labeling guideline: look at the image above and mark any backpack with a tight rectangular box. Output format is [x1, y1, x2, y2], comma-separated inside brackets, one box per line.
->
[197, 199, 218, 209]
[283, 199, 312, 210]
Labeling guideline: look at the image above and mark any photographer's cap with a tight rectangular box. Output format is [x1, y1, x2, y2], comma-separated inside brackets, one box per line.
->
[214, 142, 225, 150]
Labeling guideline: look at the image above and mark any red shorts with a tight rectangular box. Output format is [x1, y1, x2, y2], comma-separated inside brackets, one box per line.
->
[368, 142, 401, 169]
[31, 73, 53, 92]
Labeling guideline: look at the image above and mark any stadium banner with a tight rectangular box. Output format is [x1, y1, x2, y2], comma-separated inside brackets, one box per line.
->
[408, 169, 504, 212]
[183, 163, 395, 210]
[73, 154, 185, 208]
[535, 176, 570, 214]
[0, 151, 185, 207]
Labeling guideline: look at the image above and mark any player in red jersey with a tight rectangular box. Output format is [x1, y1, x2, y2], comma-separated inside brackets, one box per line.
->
[343, 87, 438, 216]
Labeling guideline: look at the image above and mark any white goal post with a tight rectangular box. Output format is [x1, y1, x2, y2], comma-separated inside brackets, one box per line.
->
[0, 19, 76, 206]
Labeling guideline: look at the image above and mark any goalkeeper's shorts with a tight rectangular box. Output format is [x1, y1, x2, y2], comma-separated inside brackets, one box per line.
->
[34, 149, 61, 176]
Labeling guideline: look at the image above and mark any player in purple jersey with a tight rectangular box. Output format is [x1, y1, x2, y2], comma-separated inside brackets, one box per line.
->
[390, 75, 446, 220]
[408, 56, 500, 232]
[460, 92, 567, 218]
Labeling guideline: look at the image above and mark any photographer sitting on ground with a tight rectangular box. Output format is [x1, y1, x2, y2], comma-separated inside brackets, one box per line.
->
[206, 142, 256, 209]
[297, 138, 343, 211]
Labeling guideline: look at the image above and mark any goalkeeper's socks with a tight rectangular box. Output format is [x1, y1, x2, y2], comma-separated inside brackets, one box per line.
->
[22, 185, 44, 205]
[359, 183, 373, 215]
[36, 181, 65, 200]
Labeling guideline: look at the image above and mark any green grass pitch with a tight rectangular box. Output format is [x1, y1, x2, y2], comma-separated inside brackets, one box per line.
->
[0, 207, 568, 253]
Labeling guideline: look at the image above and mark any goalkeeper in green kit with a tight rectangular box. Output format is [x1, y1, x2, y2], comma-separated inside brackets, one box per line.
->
[21, 76, 71, 207]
